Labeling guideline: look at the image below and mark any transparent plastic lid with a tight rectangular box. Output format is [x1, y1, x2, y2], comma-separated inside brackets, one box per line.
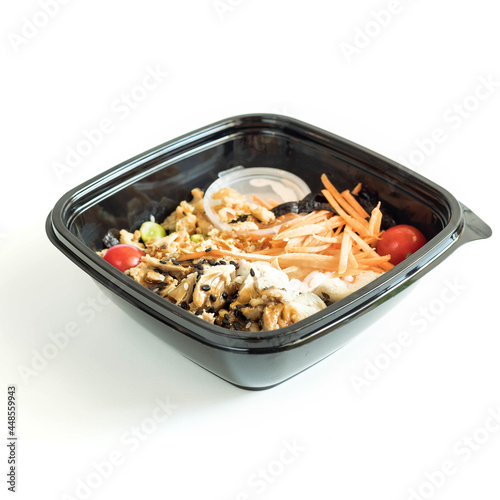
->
[203, 166, 311, 235]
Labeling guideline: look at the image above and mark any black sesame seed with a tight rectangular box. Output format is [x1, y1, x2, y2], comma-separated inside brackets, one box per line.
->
[201, 284, 211, 291]
[221, 291, 228, 299]
[225, 298, 233, 306]
[159, 260, 167, 264]
[235, 304, 244, 309]
[205, 247, 212, 252]
[233, 292, 239, 299]
[196, 273, 202, 282]
[209, 294, 216, 302]
[172, 260, 182, 266]
[208, 260, 216, 266]
[195, 262, 204, 270]
[250, 268, 255, 277]
[153, 268, 163, 273]
[208, 307, 215, 313]
[222, 317, 230, 325]
[224, 313, 229, 320]
[233, 321, 241, 330]
[195, 308, 203, 316]
[218, 260, 226, 265]
[180, 301, 188, 310]
[229, 260, 236, 266]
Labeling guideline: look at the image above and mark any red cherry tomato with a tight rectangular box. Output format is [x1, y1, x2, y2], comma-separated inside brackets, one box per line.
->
[103, 244, 144, 272]
[377, 224, 427, 265]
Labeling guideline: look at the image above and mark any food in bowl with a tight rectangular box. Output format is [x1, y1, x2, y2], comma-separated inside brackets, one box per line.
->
[97, 172, 427, 331]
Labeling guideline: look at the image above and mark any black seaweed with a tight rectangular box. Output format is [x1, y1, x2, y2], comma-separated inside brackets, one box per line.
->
[271, 193, 337, 217]
[102, 228, 121, 248]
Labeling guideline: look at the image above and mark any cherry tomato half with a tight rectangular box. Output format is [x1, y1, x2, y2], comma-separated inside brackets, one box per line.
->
[103, 244, 144, 272]
[377, 224, 427, 265]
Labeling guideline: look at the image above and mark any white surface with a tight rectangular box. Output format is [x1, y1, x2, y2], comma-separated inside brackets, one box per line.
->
[1, 1, 499, 499]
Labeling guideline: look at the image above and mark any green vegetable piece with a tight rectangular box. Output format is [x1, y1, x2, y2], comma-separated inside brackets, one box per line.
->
[190, 234, 205, 243]
[140, 221, 166, 243]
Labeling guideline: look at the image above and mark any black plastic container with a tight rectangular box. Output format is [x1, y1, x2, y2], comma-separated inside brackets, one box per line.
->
[46, 114, 492, 389]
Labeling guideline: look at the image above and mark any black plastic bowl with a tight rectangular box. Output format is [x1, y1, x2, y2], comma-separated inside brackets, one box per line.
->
[46, 114, 492, 389]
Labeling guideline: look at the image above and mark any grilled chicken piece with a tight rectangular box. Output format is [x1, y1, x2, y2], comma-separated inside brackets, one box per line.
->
[146, 270, 165, 283]
[126, 265, 148, 285]
[167, 273, 197, 305]
[156, 276, 179, 298]
[192, 264, 237, 310]
[313, 271, 381, 304]
[119, 229, 145, 249]
[282, 293, 326, 323]
[212, 187, 276, 225]
[141, 254, 194, 278]
[262, 293, 326, 331]
[261, 303, 284, 331]
[161, 189, 206, 235]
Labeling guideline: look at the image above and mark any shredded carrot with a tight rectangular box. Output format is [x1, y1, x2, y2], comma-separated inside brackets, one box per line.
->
[368, 202, 382, 237]
[321, 174, 370, 229]
[321, 190, 370, 236]
[341, 190, 370, 219]
[352, 182, 362, 195]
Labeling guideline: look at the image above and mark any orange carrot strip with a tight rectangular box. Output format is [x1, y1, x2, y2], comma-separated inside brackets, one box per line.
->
[321, 174, 369, 228]
[344, 226, 379, 256]
[357, 256, 392, 266]
[352, 183, 362, 195]
[321, 189, 370, 237]
[379, 261, 394, 271]
[342, 190, 370, 219]
[368, 203, 382, 237]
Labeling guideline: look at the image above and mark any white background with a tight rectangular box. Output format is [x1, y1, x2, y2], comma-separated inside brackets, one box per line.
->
[1, 1, 499, 499]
